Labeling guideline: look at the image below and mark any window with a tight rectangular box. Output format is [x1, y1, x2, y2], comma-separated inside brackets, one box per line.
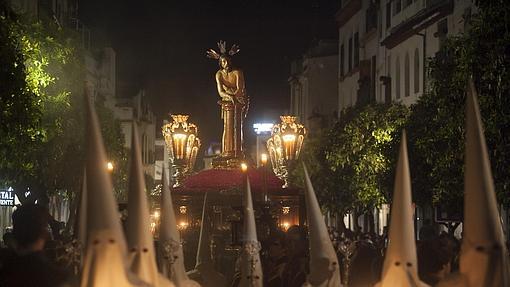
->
[414, 48, 420, 93]
[394, 0, 402, 15]
[144, 134, 148, 164]
[386, 2, 391, 28]
[396, 57, 401, 99]
[366, 3, 377, 32]
[386, 55, 391, 103]
[405, 53, 410, 97]
[437, 18, 448, 48]
[371, 55, 376, 102]
[354, 33, 359, 68]
[387, 55, 391, 75]
[348, 36, 353, 71]
[141, 133, 147, 164]
[378, 5, 383, 38]
[340, 44, 345, 77]
[463, 7, 472, 31]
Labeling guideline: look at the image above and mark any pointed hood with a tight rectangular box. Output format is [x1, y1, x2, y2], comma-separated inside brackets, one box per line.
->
[186, 193, 227, 287]
[458, 80, 510, 286]
[80, 85, 145, 287]
[83, 86, 125, 250]
[302, 164, 341, 287]
[195, 193, 212, 268]
[376, 131, 428, 287]
[127, 124, 174, 287]
[160, 168, 199, 287]
[239, 178, 263, 287]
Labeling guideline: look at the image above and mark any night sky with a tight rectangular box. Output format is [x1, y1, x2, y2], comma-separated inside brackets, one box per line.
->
[79, 0, 339, 152]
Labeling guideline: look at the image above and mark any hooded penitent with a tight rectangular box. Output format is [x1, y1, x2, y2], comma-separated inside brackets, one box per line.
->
[238, 178, 263, 287]
[186, 193, 226, 287]
[80, 86, 148, 287]
[302, 164, 342, 287]
[159, 168, 200, 287]
[126, 124, 174, 287]
[375, 131, 429, 287]
[454, 80, 510, 287]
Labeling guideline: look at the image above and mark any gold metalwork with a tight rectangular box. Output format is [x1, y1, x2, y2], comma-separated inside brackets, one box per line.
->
[162, 115, 201, 187]
[177, 221, 189, 230]
[267, 116, 306, 188]
[282, 206, 290, 215]
[179, 205, 187, 214]
[208, 41, 248, 168]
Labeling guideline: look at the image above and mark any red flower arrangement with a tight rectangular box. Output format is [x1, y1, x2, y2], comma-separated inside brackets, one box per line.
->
[174, 167, 299, 195]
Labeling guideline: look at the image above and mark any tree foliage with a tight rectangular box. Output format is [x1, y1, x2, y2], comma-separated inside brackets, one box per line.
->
[292, 128, 356, 216]
[295, 104, 409, 216]
[0, 6, 127, 203]
[0, 7, 44, 186]
[407, 0, 510, 213]
[326, 104, 409, 212]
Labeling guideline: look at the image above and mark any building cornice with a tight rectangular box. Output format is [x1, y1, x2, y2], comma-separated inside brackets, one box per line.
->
[335, 0, 362, 28]
[381, 0, 453, 49]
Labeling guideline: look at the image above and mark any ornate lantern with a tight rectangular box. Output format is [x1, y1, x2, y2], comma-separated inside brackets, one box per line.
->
[267, 116, 306, 188]
[162, 115, 201, 187]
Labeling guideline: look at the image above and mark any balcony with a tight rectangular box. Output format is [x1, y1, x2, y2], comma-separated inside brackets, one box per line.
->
[381, 0, 453, 49]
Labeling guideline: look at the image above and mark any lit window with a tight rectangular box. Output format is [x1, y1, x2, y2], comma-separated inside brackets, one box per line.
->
[396, 57, 401, 99]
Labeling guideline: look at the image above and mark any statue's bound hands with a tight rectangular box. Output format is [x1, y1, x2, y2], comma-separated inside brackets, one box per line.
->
[221, 94, 233, 102]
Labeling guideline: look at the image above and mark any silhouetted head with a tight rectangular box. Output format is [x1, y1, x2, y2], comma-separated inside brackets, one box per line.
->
[12, 204, 50, 249]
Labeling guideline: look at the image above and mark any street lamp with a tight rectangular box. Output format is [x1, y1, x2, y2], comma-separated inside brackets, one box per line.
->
[261, 153, 268, 165]
[106, 161, 114, 172]
[260, 153, 268, 202]
[240, 162, 248, 173]
[267, 116, 306, 188]
[162, 114, 201, 187]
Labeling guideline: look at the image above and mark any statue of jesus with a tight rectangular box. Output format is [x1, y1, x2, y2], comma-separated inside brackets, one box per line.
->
[207, 41, 248, 161]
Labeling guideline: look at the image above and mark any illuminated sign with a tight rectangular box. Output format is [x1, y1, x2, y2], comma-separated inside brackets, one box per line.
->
[0, 188, 15, 206]
[253, 123, 274, 135]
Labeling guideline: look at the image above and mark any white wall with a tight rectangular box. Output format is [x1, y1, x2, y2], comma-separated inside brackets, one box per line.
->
[302, 55, 338, 126]
[338, 9, 362, 111]
[388, 35, 424, 106]
[345, 0, 474, 107]
[290, 45, 338, 128]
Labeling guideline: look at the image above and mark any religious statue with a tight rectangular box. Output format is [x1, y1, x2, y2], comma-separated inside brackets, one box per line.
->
[207, 41, 248, 167]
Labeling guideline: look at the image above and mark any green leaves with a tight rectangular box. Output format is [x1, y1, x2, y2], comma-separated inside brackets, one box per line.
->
[326, 104, 409, 212]
[295, 104, 409, 215]
[0, 11, 43, 185]
[0, 8, 128, 203]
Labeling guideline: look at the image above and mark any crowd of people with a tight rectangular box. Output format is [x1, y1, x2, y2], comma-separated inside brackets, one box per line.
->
[0, 203, 507, 287]
[231, 222, 465, 287]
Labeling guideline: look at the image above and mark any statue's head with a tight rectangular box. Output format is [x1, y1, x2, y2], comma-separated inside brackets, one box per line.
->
[219, 54, 232, 69]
